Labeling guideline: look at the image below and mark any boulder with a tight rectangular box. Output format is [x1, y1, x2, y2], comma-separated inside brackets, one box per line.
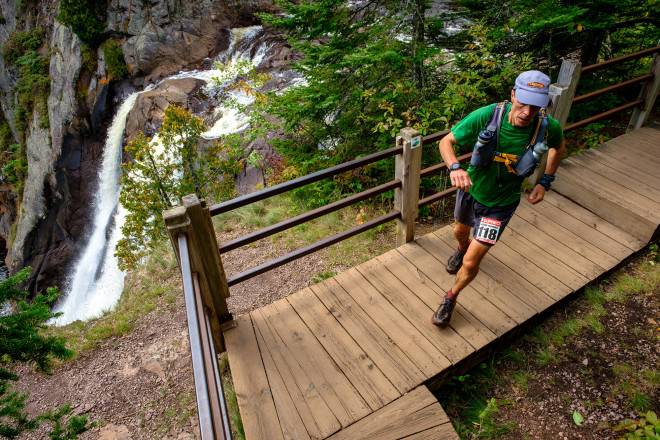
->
[123, 77, 207, 143]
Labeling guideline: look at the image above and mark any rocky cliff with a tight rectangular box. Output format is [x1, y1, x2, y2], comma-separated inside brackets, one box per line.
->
[0, 0, 279, 293]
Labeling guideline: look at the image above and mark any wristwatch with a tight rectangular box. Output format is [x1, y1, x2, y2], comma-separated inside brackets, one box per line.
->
[449, 163, 461, 172]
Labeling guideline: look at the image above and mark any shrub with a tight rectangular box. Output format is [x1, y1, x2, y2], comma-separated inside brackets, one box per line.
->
[103, 39, 128, 78]
[1, 28, 44, 63]
[56, 0, 105, 45]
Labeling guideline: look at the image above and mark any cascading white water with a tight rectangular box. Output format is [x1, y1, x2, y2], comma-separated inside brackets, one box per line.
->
[53, 26, 270, 325]
[52, 90, 149, 325]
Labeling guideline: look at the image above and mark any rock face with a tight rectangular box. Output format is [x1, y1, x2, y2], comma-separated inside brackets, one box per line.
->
[123, 77, 208, 143]
[0, 0, 283, 292]
[106, 0, 278, 81]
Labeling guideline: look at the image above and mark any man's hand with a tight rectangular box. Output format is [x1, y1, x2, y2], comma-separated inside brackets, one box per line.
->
[450, 169, 473, 191]
[526, 184, 546, 204]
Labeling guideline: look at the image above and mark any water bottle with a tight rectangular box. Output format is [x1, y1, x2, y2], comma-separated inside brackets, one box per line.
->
[470, 129, 495, 167]
[532, 141, 549, 161]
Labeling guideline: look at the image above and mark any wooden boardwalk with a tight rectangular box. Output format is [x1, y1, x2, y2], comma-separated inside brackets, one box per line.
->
[224, 125, 660, 440]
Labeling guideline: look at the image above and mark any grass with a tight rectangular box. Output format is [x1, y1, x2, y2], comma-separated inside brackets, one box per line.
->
[48, 240, 181, 357]
[440, 248, 660, 439]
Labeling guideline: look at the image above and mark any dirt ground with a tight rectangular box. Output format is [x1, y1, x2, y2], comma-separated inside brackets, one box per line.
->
[11, 212, 449, 439]
[12, 214, 658, 440]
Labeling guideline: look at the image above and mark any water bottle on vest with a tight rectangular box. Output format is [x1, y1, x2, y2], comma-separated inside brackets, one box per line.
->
[470, 129, 496, 167]
[513, 140, 548, 177]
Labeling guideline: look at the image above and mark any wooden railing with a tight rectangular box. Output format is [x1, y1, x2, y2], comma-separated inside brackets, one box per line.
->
[562, 45, 660, 133]
[162, 42, 660, 440]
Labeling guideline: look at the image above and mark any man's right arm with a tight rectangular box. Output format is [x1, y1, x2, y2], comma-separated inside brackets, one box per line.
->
[439, 132, 473, 190]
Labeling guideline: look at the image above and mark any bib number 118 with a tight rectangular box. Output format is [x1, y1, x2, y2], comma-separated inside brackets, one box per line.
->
[476, 217, 502, 245]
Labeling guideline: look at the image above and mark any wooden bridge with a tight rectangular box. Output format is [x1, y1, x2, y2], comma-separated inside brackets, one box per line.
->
[223, 125, 660, 440]
[163, 47, 660, 439]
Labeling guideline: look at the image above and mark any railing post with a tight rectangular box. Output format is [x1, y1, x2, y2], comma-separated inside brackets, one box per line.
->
[528, 59, 581, 186]
[627, 40, 660, 132]
[395, 127, 422, 247]
[164, 194, 232, 353]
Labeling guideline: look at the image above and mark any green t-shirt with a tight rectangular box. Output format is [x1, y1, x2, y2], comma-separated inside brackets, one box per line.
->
[451, 103, 564, 207]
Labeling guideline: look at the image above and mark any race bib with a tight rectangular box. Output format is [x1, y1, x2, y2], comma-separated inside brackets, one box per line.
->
[475, 217, 501, 244]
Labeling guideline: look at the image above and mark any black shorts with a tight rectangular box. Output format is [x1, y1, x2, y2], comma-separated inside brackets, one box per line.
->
[454, 190, 519, 246]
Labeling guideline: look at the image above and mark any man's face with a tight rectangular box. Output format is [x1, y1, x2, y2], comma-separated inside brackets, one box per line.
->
[509, 90, 541, 127]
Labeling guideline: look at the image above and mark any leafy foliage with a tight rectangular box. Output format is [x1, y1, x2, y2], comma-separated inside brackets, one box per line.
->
[222, 2, 527, 208]
[117, 105, 244, 269]
[103, 39, 128, 78]
[56, 0, 105, 46]
[0, 268, 90, 438]
[614, 411, 660, 439]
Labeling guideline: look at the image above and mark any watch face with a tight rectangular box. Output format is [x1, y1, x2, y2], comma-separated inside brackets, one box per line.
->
[450, 163, 460, 171]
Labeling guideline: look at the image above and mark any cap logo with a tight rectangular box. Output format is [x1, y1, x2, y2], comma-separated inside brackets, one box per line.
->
[527, 82, 546, 88]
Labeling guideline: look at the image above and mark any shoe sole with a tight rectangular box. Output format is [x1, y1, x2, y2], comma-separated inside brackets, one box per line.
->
[445, 266, 461, 275]
[431, 318, 450, 328]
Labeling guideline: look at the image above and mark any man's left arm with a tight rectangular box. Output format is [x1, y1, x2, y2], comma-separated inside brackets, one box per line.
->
[526, 139, 567, 204]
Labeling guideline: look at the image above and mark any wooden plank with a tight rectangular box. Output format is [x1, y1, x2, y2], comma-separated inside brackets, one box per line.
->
[356, 258, 475, 363]
[605, 130, 660, 156]
[332, 267, 451, 377]
[514, 203, 609, 276]
[587, 139, 660, 176]
[531, 194, 645, 257]
[480, 234, 572, 302]
[288, 288, 401, 410]
[252, 308, 341, 438]
[542, 191, 644, 251]
[579, 149, 660, 192]
[252, 320, 321, 440]
[326, 387, 449, 440]
[433, 228, 557, 312]
[375, 250, 497, 349]
[565, 154, 660, 204]
[552, 175, 655, 243]
[559, 160, 660, 220]
[260, 301, 370, 428]
[416, 233, 540, 322]
[224, 314, 285, 440]
[394, 242, 518, 336]
[502, 218, 591, 288]
[403, 424, 460, 440]
[311, 280, 426, 390]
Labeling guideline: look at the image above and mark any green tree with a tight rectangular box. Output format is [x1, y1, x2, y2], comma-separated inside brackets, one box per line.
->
[116, 105, 244, 269]
[0, 268, 90, 438]
[220, 1, 526, 208]
[451, 0, 660, 68]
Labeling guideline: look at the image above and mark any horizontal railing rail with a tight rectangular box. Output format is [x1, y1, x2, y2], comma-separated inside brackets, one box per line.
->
[209, 145, 403, 216]
[178, 234, 232, 440]
[580, 45, 660, 74]
[219, 179, 401, 253]
[565, 45, 660, 133]
[564, 99, 645, 132]
[227, 210, 401, 286]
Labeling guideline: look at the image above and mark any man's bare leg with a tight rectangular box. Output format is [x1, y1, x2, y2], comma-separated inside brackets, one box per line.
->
[433, 238, 492, 327]
[453, 220, 471, 250]
[451, 240, 491, 295]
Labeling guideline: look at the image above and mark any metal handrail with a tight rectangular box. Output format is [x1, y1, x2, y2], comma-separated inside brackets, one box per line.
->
[179, 234, 232, 440]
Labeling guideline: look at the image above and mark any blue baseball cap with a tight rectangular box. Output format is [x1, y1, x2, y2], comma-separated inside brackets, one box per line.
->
[513, 70, 551, 108]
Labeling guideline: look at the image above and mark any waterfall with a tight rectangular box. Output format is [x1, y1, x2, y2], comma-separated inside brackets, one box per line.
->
[52, 90, 149, 325]
[53, 26, 271, 325]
